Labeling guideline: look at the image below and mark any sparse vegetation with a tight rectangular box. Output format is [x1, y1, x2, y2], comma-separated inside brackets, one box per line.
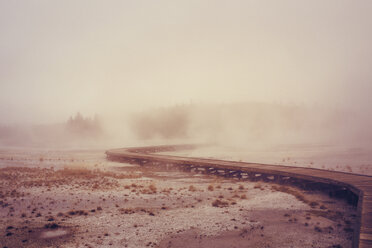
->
[212, 199, 229, 208]
[254, 184, 263, 190]
[149, 184, 157, 193]
[67, 210, 88, 216]
[207, 185, 214, 191]
[307, 210, 344, 222]
[0, 149, 358, 248]
[44, 223, 60, 229]
[188, 185, 197, 192]
[271, 185, 309, 205]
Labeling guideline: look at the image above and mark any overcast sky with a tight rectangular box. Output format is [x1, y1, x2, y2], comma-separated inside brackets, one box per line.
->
[1, 0, 371, 124]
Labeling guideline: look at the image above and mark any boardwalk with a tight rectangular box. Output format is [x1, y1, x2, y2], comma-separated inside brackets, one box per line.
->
[106, 144, 372, 248]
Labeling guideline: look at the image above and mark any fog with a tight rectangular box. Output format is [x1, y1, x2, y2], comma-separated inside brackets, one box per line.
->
[0, 0, 372, 149]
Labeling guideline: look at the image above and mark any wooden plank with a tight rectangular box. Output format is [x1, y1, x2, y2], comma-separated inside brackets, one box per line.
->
[360, 227, 372, 234]
[359, 239, 372, 248]
[360, 233, 372, 241]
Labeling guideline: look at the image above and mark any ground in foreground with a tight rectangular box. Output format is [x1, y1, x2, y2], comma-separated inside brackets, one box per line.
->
[0, 150, 357, 248]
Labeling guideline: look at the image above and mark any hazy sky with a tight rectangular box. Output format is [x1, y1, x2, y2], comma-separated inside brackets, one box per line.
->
[1, 0, 371, 124]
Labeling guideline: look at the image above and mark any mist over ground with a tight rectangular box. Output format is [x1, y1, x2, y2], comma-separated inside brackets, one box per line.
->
[130, 102, 372, 147]
[1, 102, 371, 151]
[0, 0, 371, 153]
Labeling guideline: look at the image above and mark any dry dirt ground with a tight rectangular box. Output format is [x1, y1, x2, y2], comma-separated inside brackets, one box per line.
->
[0, 149, 357, 248]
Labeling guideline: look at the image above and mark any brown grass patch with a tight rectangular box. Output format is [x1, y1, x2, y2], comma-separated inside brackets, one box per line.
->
[188, 185, 197, 192]
[212, 199, 229, 208]
[271, 185, 309, 205]
[307, 210, 344, 222]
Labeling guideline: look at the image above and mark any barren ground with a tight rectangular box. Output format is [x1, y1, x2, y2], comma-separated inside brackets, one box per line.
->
[0, 149, 357, 248]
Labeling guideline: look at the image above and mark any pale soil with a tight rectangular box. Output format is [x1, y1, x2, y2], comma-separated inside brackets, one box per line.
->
[0, 149, 357, 248]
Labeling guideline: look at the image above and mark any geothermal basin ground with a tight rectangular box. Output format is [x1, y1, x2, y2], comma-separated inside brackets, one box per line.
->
[0, 149, 358, 248]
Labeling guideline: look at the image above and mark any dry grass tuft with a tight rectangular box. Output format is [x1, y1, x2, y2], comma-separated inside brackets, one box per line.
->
[207, 185, 214, 191]
[254, 184, 263, 190]
[212, 199, 229, 208]
[307, 210, 344, 222]
[188, 185, 197, 192]
[149, 184, 157, 193]
[271, 185, 310, 205]
[67, 210, 88, 216]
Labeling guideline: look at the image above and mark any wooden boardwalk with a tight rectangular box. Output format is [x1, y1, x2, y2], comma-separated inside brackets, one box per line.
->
[106, 144, 372, 248]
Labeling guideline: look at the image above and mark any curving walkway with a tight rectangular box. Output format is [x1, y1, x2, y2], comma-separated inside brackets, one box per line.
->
[106, 144, 372, 248]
